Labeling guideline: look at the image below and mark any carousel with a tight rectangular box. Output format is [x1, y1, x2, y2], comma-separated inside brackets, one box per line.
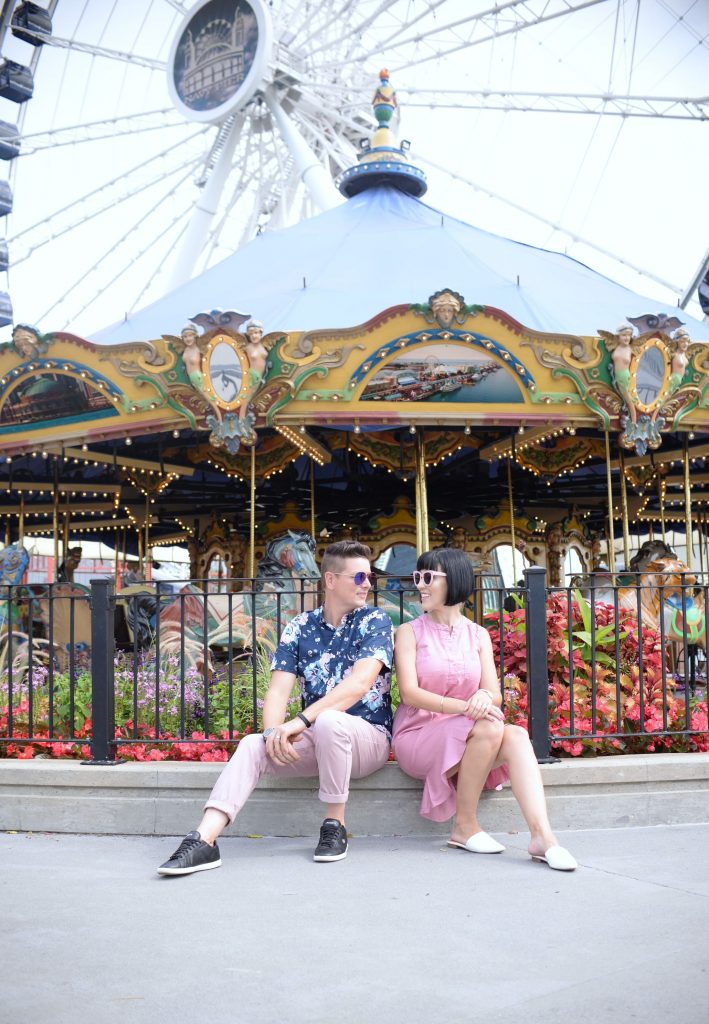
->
[1, 74, 708, 618]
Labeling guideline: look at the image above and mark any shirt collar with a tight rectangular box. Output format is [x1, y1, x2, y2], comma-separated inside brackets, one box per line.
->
[316, 605, 358, 631]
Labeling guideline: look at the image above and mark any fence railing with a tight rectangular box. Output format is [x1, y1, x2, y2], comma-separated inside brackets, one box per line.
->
[1, 569, 706, 763]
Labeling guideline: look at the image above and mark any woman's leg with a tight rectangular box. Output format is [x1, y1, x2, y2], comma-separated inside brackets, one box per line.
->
[450, 717, 504, 844]
[493, 724, 557, 855]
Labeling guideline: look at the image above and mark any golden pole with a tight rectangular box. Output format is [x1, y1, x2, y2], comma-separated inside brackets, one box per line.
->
[507, 456, 518, 583]
[657, 472, 666, 544]
[683, 433, 693, 571]
[62, 509, 70, 564]
[19, 495, 24, 545]
[144, 494, 151, 579]
[310, 458, 316, 541]
[617, 446, 631, 568]
[604, 430, 617, 572]
[114, 529, 119, 586]
[414, 430, 429, 555]
[52, 488, 59, 581]
[249, 443, 256, 578]
[698, 511, 705, 580]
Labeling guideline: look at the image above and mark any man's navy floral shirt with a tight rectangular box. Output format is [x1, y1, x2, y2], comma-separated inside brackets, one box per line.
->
[271, 606, 394, 737]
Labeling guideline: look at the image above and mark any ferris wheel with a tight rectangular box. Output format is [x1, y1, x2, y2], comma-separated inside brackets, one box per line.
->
[0, 0, 707, 340]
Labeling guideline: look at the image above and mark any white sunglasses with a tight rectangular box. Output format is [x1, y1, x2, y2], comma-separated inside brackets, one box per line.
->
[413, 570, 447, 586]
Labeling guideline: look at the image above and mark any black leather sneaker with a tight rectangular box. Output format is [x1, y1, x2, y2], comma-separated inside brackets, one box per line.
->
[313, 818, 348, 862]
[158, 831, 222, 876]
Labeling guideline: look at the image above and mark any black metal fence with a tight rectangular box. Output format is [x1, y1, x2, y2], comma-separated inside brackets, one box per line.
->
[1, 568, 707, 763]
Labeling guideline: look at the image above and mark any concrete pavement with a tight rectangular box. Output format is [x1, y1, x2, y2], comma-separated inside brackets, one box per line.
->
[2, 823, 708, 1024]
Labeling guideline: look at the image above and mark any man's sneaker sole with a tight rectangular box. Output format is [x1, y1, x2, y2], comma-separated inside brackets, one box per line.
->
[157, 857, 222, 876]
[313, 850, 347, 863]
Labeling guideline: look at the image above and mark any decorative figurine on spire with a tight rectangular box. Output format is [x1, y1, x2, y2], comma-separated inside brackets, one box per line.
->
[372, 69, 398, 135]
[336, 70, 426, 199]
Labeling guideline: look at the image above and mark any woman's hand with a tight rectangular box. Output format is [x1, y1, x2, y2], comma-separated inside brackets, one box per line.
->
[463, 692, 504, 722]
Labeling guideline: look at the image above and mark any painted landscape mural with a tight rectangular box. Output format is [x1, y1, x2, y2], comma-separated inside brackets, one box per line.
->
[360, 345, 523, 403]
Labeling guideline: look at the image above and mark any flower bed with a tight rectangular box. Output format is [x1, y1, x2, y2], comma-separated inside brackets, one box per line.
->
[485, 593, 709, 755]
[2, 597, 707, 760]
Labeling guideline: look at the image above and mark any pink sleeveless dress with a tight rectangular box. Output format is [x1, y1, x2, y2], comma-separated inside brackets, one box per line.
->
[392, 614, 510, 822]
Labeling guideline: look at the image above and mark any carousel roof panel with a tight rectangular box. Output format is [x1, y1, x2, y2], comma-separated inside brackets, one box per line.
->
[92, 187, 708, 346]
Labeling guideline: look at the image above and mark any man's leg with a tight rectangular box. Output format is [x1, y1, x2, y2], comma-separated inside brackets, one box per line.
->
[158, 733, 320, 876]
[311, 710, 390, 862]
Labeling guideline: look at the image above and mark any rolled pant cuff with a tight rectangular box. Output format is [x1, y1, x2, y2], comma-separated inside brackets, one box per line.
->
[203, 799, 236, 826]
[319, 790, 348, 804]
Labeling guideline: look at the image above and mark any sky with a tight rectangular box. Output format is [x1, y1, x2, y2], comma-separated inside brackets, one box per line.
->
[0, 0, 707, 342]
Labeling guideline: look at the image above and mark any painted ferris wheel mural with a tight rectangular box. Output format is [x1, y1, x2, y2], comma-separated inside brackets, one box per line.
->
[0, 0, 707, 340]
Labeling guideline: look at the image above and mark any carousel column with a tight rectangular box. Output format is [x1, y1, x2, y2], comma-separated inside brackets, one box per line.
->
[19, 494, 24, 545]
[62, 509, 70, 566]
[617, 447, 631, 569]
[144, 495, 151, 578]
[414, 430, 429, 556]
[52, 485, 59, 581]
[249, 444, 256, 579]
[683, 434, 694, 571]
[604, 430, 617, 571]
[310, 459, 316, 541]
[507, 453, 518, 583]
[657, 471, 666, 544]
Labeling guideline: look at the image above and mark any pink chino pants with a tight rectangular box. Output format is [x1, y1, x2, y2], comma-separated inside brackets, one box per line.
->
[205, 709, 391, 824]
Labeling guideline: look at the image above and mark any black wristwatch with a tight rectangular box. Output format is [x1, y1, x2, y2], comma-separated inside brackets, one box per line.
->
[263, 727, 277, 742]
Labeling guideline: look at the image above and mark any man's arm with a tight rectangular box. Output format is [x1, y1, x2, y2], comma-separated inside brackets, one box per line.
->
[294, 657, 384, 722]
[269, 657, 385, 762]
[262, 670, 298, 730]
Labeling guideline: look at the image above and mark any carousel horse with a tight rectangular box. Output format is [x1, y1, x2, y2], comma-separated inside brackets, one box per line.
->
[617, 557, 706, 650]
[158, 531, 320, 670]
[0, 543, 30, 633]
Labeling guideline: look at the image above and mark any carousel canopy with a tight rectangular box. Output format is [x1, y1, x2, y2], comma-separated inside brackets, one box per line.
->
[93, 184, 708, 346]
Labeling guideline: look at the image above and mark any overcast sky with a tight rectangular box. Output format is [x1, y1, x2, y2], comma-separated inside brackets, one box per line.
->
[1, 0, 707, 341]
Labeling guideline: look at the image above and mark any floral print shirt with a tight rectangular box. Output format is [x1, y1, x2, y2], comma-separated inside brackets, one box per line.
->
[271, 605, 394, 737]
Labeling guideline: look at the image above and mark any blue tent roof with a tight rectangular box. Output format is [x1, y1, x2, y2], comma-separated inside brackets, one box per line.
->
[92, 186, 707, 344]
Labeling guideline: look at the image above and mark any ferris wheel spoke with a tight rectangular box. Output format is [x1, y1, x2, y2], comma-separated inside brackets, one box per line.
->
[387, 0, 609, 72]
[304, 0, 398, 56]
[412, 150, 682, 294]
[20, 109, 189, 154]
[63, 205, 193, 330]
[36, 161, 200, 328]
[126, 223, 190, 317]
[398, 89, 709, 120]
[290, 0, 362, 51]
[20, 32, 166, 71]
[12, 150, 204, 266]
[199, 128, 260, 267]
[10, 127, 207, 247]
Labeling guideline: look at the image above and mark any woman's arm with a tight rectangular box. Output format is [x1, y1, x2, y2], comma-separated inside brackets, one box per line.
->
[394, 623, 469, 715]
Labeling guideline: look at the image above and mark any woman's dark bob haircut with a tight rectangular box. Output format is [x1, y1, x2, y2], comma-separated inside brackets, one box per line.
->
[417, 547, 475, 606]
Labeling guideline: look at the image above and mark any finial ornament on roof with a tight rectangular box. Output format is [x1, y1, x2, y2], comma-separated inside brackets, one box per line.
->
[336, 70, 426, 199]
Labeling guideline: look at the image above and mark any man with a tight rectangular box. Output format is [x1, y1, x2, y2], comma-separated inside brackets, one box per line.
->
[158, 540, 394, 875]
[57, 546, 82, 583]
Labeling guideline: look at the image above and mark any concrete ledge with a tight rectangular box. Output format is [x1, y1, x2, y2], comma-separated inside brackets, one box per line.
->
[1, 752, 708, 836]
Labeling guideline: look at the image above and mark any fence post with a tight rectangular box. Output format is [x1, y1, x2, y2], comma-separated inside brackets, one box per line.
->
[524, 565, 553, 762]
[84, 578, 118, 765]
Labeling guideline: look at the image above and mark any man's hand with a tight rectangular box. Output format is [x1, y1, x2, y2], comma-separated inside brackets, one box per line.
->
[265, 717, 306, 766]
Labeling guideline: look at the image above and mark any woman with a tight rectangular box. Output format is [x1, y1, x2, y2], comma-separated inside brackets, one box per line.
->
[393, 547, 576, 871]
